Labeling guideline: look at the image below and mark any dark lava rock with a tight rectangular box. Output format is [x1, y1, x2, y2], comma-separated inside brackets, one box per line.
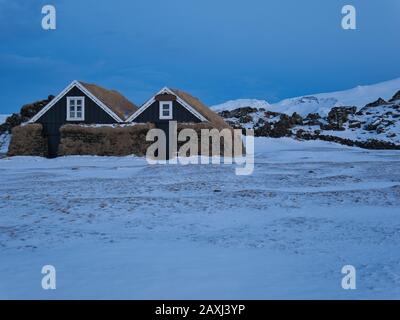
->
[0, 96, 54, 134]
[348, 121, 362, 129]
[239, 115, 253, 123]
[364, 120, 382, 131]
[327, 106, 356, 130]
[296, 131, 400, 150]
[306, 113, 321, 120]
[376, 127, 385, 134]
[264, 111, 282, 118]
[0, 113, 23, 134]
[219, 107, 259, 121]
[320, 123, 335, 130]
[363, 98, 388, 109]
[254, 123, 272, 137]
[290, 112, 303, 126]
[303, 113, 322, 126]
[389, 90, 400, 102]
[256, 118, 266, 126]
[219, 110, 233, 118]
[254, 116, 292, 137]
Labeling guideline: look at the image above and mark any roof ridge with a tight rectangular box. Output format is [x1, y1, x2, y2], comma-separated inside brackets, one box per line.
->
[79, 81, 138, 120]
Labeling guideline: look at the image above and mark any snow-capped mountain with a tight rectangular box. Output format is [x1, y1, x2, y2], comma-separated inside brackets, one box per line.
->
[212, 99, 270, 112]
[212, 77, 400, 117]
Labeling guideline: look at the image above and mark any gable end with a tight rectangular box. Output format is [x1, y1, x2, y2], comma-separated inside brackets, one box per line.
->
[29, 81, 123, 123]
[127, 87, 208, 123]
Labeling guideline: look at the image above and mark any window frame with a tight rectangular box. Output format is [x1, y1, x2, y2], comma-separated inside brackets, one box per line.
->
[66, 96, 85, 121]
[159, 101, 173, 120]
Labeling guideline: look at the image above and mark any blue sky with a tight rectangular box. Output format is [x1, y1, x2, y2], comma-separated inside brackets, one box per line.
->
[1, 0, 399, 113]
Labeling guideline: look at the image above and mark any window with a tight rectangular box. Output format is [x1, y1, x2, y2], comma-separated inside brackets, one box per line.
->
[67, 97, 85, 121]
[159, 101, 173, 120]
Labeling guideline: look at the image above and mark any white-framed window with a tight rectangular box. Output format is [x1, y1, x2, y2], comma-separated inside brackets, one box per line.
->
[159, 101, 173, 120]
[67, 97, 85, 121]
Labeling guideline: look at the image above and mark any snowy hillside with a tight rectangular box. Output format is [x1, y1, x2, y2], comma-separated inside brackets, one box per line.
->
[217, 78, 400, 149]
[212, 78, 400, 117]
[270, 78, 400, 116]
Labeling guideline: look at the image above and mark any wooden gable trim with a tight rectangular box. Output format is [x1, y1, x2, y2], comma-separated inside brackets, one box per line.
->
[126, 87, 208, 123]
[28, 80, 123, 123]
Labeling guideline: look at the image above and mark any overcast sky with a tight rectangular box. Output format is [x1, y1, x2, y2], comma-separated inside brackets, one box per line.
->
[1, 0, 399, 113]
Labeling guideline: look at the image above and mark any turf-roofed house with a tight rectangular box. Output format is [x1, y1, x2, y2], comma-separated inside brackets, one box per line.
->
[8, 83, 233, 159]
[28, 80, 138, 157]
[127, 87, 229, 129]
[126, 87, 232, 158]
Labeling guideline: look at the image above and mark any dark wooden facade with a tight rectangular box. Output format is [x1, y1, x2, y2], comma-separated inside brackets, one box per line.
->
[132, 99, 203, 159]
[35, 86, 117, 157]
[133, 100, 201, 124]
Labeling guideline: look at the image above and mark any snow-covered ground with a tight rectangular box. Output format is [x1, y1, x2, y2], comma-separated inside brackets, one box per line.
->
[212, 77, 400, 116]
[0, 138, 400, 299]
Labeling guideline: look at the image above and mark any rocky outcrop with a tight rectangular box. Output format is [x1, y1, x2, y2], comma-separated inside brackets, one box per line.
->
[0, 96, 54, 135]
[303, 113, 322, 126]
[254, 113, 304, 138]
[20, 95, 54, 119]
[327, 107, 357, 130]
[389, 90, 400, 102]
[363, 98, 387, 109]
[290, 112, 303, 126]
[348, 120, 362, 129]
[364, 119, 382, 131]
[0, 114, 23, 134]
[264, 111, 282, 118]
[296, 130, 400, 150]
[218, 107, 258, 119]
[255, 123, 291, 138]
[219, 89, 400, 149]
[239, 115, 253, 123]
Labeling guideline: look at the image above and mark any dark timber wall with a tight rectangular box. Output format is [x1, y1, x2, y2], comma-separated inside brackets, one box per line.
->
[133, 100, 201, 124]
[35, 86, 117, 157]
[133, 100, 202, 158]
